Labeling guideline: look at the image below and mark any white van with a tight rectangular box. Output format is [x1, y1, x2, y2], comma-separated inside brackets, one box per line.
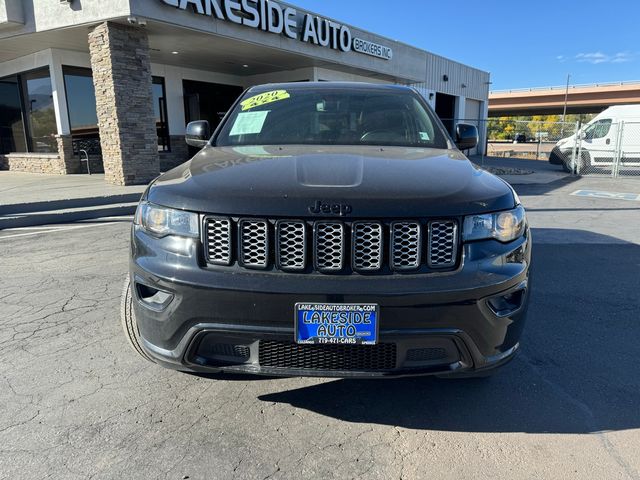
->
[549, 105, 640, 172]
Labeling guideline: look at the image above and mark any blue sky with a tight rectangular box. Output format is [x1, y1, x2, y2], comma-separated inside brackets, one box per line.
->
[292, 0, 640, 91]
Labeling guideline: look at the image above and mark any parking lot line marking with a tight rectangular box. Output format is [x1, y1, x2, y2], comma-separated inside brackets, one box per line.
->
[570, 190, 640, 201]
[0, 221, 123, 240]
[0, 225, 69, 231]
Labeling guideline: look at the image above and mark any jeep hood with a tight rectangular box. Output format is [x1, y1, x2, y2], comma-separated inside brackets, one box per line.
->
[147, 145, 515, 218]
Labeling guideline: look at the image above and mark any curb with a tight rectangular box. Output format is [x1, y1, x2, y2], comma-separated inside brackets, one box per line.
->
[0, 193, 143, 216]
[0, 203, 138, 230]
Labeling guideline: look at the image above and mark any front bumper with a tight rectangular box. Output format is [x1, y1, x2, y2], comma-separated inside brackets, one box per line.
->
[130, 225, 531, 378]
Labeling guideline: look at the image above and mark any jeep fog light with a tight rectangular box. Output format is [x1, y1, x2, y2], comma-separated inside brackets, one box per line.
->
[487, 288, 526, 317]
[135, 281, 174, 311]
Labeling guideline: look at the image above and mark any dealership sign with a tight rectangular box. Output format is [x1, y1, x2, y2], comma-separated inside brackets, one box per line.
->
[160, 0, 392, 60]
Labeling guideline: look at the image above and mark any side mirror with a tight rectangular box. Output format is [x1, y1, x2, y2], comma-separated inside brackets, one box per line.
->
[185, 120, 210, 148]
[455, 123, 478, 150]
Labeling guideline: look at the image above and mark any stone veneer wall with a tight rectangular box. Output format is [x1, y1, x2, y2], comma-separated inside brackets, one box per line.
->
[88, 22, 159, 185]
[159, 136, 190, 172]
[56, 135, 82, 174]
[0, 135, 79, 174]
[0, 154, 67, 174]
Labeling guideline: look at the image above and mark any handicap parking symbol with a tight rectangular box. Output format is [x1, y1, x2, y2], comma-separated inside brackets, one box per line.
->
[571, 190, 640, 201]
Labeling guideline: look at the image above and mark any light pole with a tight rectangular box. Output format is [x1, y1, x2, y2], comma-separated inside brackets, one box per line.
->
[561, 74, 571, 122]
[561, 74, 571, 138]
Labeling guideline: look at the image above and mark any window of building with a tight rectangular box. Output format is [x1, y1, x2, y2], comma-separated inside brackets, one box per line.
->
[0, 68, 57, 154]
[63, 67, 98, 134]
[61, 68, 170, 153]
[152, 77, 170, 152]
[0, 76, 27, 154]
[182, 80, 244, 131]
[62, 66, 101, 156]
[22, 68, 57, 153]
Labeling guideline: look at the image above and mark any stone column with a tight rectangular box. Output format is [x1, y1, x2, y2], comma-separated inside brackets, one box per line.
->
[55, 134, 81, 174]
[88, 22, 159, 185]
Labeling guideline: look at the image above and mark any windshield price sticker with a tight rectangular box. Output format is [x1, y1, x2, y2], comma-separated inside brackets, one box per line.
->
[240, 90, 290, 111]
[295, 303, 379, 345]
[229, 111, 269, 136]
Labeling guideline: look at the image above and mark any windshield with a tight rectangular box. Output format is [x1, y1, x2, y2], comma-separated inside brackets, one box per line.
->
[215, 87, 449, 148]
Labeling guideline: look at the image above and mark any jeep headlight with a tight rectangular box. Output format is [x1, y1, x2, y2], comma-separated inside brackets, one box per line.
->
[134, 201, 199, 238]
[462, 205, 526, 243]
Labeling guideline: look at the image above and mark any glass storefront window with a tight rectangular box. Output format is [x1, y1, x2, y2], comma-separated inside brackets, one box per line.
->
[182, 79, 244, 131]
[2, 67, 171, 155]
[152, 77, 170, 152]
[63, 67, 98, 134]
[61, 68, 169, 152]
[22, 68, 57, 153]
[62, 66, 101, 157]
[0, 76, 27, 154]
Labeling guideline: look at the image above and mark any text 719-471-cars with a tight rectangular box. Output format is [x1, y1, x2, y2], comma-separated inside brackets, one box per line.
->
[121, 82, 531, 379]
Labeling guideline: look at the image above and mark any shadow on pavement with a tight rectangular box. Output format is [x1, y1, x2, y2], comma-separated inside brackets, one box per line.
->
[257, 229, 640, 434]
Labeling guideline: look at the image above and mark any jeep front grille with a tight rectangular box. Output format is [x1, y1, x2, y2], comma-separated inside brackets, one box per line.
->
[428, 220, 458, 268]
[276, 221, 307, 271]
[239, 219, 269, 268]
[315, 222, 345, 272]
[352, 222, 383, 271]
[203, 217, 458, 274]
[390, 221, 421, 270]
[204, 217, 232, 266]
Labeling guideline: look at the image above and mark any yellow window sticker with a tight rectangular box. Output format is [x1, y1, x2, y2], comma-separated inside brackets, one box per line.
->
[240, 90, 290, 111]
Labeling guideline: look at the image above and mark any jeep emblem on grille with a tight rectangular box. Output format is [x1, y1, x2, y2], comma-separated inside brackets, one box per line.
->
[309, 200, 352, 216]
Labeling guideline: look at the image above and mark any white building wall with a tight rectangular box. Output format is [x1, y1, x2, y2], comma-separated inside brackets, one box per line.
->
[0, 0, 131, 39]
[421, 54, 490, 101]
[412, 85, 437, 109]
[246, 67, 316, 85]
[464, 98, 482, 155]
[314, 67, 391, 84]
[455, 96, 466, 122]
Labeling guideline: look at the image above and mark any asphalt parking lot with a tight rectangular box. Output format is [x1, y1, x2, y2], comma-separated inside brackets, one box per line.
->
[1, 175, 639, 479]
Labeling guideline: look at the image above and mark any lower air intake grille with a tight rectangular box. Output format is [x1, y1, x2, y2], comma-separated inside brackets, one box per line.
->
[208, 343, 250, 360]
[406, 347, 448, 362]
[259, 341, 397, 371]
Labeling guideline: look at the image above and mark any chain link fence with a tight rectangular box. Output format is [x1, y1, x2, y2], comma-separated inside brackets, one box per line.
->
[485, 118, 577, 162]
[445, 117, 640, 178]
[547, 119, 640, 177]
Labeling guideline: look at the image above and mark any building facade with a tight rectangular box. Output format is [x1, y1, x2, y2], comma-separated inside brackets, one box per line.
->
[0, 0, 490, 185]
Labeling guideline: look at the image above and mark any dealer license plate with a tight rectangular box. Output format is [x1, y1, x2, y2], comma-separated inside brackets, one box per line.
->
[295, 303, 379, 345]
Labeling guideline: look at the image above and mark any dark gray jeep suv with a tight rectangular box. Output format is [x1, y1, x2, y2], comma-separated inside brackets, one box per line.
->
[121, 82, 531, 378]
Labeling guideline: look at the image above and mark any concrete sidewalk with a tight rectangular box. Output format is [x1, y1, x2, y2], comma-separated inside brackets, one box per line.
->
[0, 172, 145, 228]
[0, 171, 145, 208]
